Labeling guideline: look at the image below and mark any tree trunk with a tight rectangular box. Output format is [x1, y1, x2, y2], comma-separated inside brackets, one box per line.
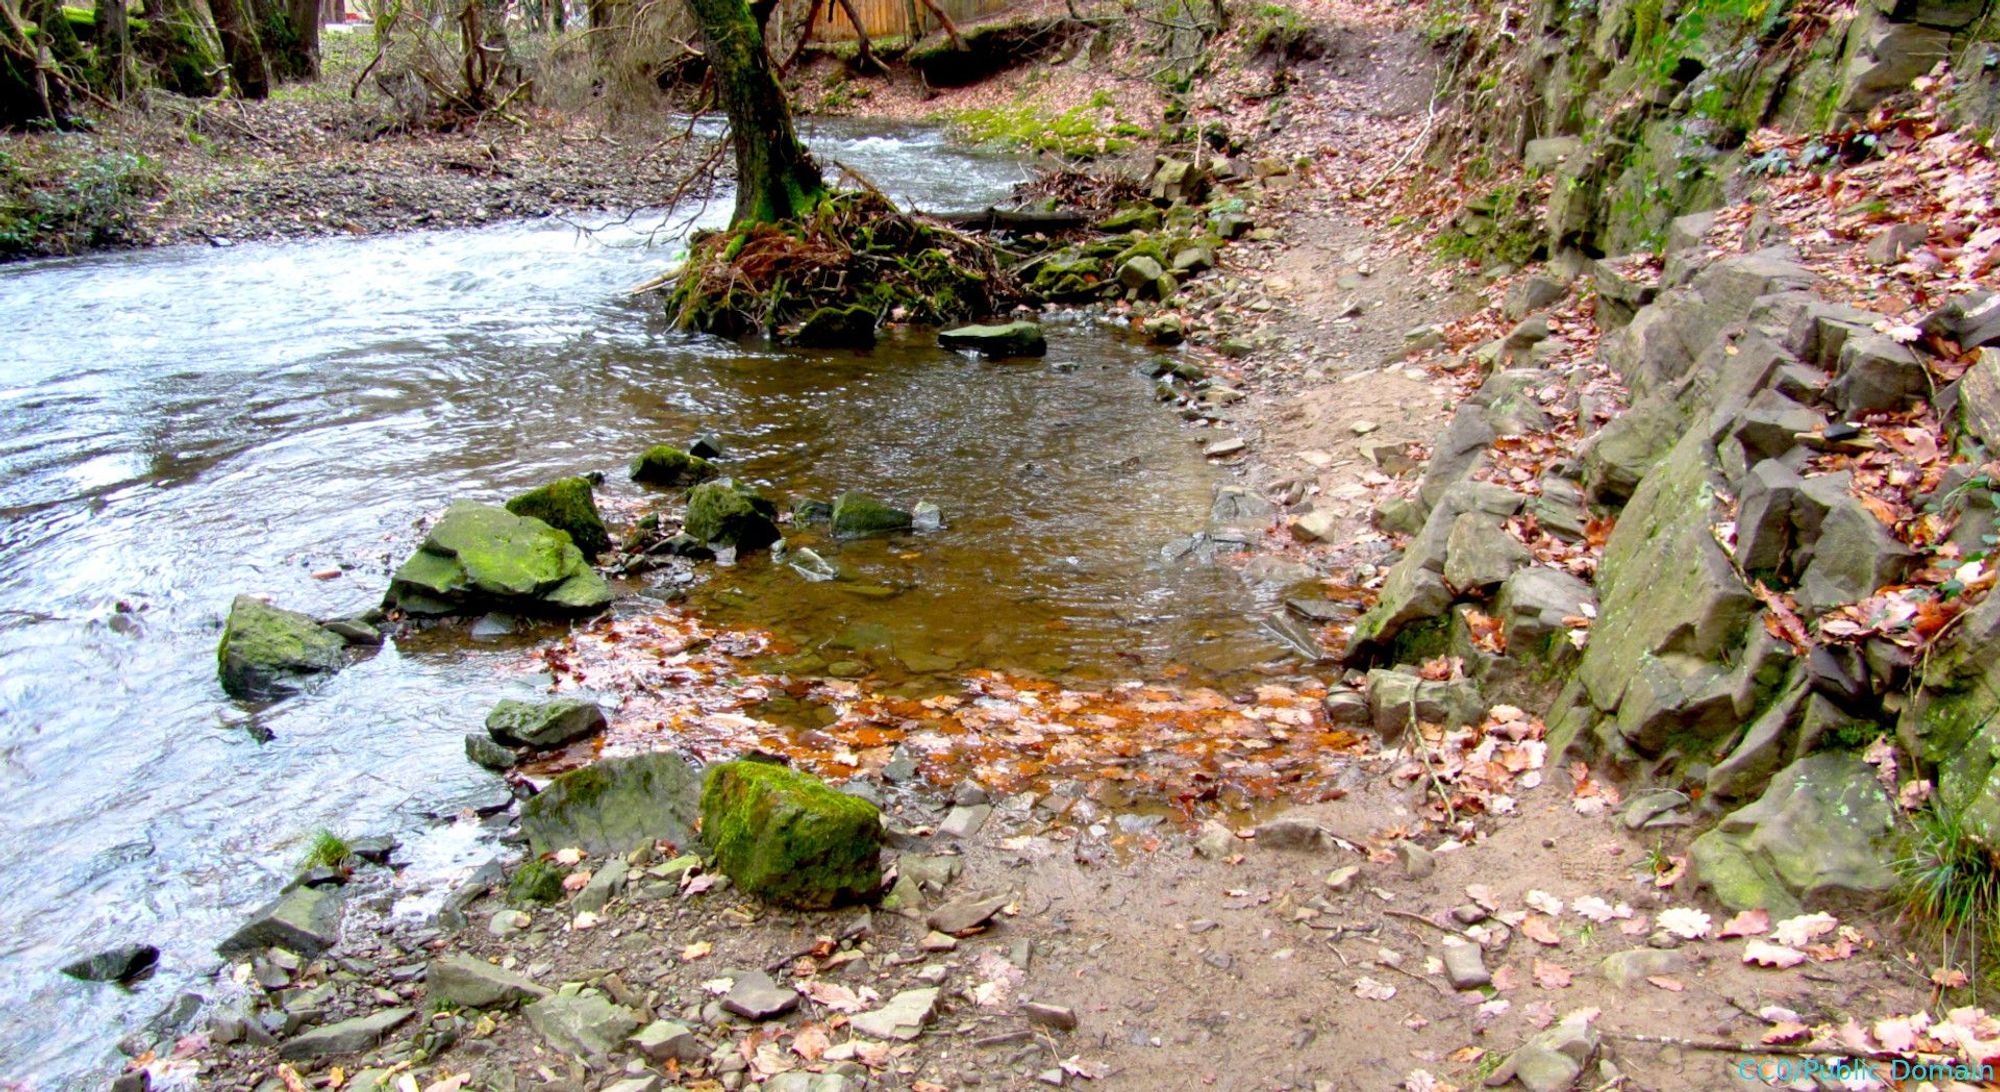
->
[686, 0, 825, 226]
[209, 0, 271, 97]
[25, 0, 85, 67]
[252, 0, 322, 80]
[95, 0, 133, 96]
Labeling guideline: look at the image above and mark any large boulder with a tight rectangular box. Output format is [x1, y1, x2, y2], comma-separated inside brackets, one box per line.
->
[938, 321, 1047, 359]
[217, 595, 348, 700]
[386, 502, 612, 617]
[525, 991, 640, 1061]
[630, 446, 718, 487]
[1690, 752, 1897, 917]
[506, 477, 611, 560]
[1797, 498, 1918, 612]
[831, 493, 914, 538]
[682, 480, 780, 551]
[520, 751, 701, 857]
[700, 760, 883, 909]
[485, 697, 607, 750]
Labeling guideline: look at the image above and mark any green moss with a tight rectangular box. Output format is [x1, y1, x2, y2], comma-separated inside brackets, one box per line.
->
[700, 760, 883, 909]
[507, 477, 611, 560]
[1387, 615, 1452, 664]
[508, 858, 567, 905]
[630, 446, 718, 488]
[941, 102, 1141, 158]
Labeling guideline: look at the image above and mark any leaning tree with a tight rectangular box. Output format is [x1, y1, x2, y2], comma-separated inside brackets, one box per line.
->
[685, 0, 825, 226]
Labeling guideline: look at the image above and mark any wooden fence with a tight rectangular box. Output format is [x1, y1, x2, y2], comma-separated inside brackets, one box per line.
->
[807, 0, 1013, 41]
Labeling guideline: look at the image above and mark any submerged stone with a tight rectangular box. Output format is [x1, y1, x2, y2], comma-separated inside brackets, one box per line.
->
[831, 492, 913, 538]
[683, 480, 781, 551]
[385, 501, 612, 617]
[506, 477, 611, 560]
[630, 445, 719, 487]
[520, 750, 700, 857]
[700, 760, 883, 909]
[791, 304, 878, 349]
[217, 595, 348, 700]
[61, 944, 159, 983]
[938, 321, 1047, 359]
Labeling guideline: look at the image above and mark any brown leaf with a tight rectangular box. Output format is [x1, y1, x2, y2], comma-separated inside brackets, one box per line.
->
[1521, 915, 1562, 947]
[1647, 975, 1685, 992]
[1532, 959, 1572, 989]
[1717, 908, 1771, 938]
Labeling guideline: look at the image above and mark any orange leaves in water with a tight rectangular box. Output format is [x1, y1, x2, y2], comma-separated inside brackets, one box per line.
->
[528, 609, 1372, 808]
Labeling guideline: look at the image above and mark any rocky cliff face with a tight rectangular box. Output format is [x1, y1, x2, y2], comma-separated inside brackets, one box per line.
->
[1419, 0, 1996, 261]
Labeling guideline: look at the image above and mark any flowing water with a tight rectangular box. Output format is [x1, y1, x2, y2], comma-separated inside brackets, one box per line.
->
[0, 125, 1290, 1086]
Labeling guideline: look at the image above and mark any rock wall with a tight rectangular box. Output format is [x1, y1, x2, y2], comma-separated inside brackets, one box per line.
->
[1422, 0, 1998, 259]
[1344, 230, 2000, 913]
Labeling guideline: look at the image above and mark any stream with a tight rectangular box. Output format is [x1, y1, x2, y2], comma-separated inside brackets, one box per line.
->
[0, 122, 1291, 1087]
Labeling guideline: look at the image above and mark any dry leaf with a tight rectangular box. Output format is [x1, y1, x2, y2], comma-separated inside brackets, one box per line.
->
[1647, 975, 1685, 992]
[1521, 916, 1562, 947]
[553, 847, 584, 866]
[1770, 912, 1838, 947]
[1742, 941, 1809, 968]
[681, 940, 714, 961]
[1657, 907, 1711, 940]
[1717, 908, 1770, 938]
[1525, 890, 1565, 917]
[1354, 976, 1397, 1001]
[1762, 1022, 1812, 1045]
[1533, 960, 1572, 990]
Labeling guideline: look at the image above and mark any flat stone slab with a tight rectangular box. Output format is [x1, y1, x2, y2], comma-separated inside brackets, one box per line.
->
[850, 987, 939, 1041]
[277, 1008, 413, 1060]
[1441, 942, 1490, 990]
[217, 885, 343, 958]
[928, 894, 1011, 936]
[526, 991, 640, 1059]
[721, 970, 799, 1021]
[938, 804, 992, 839]
[427, 953, 550, 1009]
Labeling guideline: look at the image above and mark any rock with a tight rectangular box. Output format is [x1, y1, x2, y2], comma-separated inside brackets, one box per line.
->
[602, 1078, 660, 1092]
[1119, 255, 1166, 293]
[464, 733, 517, 770]
[1254, 815, 1339, 851]
[850, 987, 939, 1041]
[1581, 397, 1681, 504]
[1502, 1013, 1598, 1092]
[1142, 313, 1186, 345]
[1323, 687, 1370, 725]
[700, 760, 882, 909]
[506, 477, 611, 560]
[218, 885, 343, 958]
[630, 446, 718, 487]
[1440, 943, 1489, 990]
[1798, 498, 1918, 613]
[217, 595, 347, 700]
[1523, 136, 1581, 170]
[939, 803, 993, 838]
[787, 547, 838, 583]
[928, 893, 1011, 935]
[1397, 840, 1435, 879]
[277, 1008, 413, 1060]
[1598, 948, 1688, 989]
[427, 953, 550, 1009]
[721, 970, 800, 1020]
[1290, 509, 1341, 544]
[1830, 334, 1928, 416]
[485, 697, 607, 750]
[939, 321, 1047, 359]
[521, 751, 700, 857]
[1923, 292, 2000, 352]
[1193, 819, 1236, 859]
[831, 492, 913, 538]
[1956, 347, 2000, 451]
[1099, 205, 1161, 232]
[1690, 752, 1898, 917]
[62, 944, 159, 983]
[525, 991, 641, 1060]
[1837, 19, 1952, 116]
[1324, 865, 1361, 891]
[912, 501, 944, 531]
[792, 304, 878, 349]
[630, 1019, 704, 1063]
[683, 480, 781, 551]
[574, 857, 627, 913]
[1203, 437, 1246, 458]
[1866, 222, 1929, 266]
[1442, 512, 1531, 592]
[386, 501, 612, 617]
[1172, 245, 1215, 274]
[1496, 567, 1596, 654]
[765, 1075, 854, 1092]
[1366, 669, 1481, 739]
[1148, 157, 1208, 203]
[1024, 1002, 1078, 1030]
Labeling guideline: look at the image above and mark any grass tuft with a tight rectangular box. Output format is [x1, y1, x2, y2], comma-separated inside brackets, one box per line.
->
[1896, 803, 2000, 994]
[300, 828, 354, 871]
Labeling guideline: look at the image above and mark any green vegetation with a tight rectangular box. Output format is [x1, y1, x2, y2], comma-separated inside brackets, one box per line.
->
[0, 143, 159, 258]
[508, 858, 568, 905]
[1896, 802, 2000, 993]
[942, 95, 1148, 158]
[300, 828, 353, 870]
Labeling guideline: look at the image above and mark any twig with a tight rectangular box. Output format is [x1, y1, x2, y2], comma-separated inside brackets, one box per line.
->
[1406, 695, 1458, 827]
[763, 916, 871, 974]
[1372, 958, 1454, 998]
[1385, 908, 1466, 938]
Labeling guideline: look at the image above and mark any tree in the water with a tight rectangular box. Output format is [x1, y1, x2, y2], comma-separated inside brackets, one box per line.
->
[685, 0, 825, 226]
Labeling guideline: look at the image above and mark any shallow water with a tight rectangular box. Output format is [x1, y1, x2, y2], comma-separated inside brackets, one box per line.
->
[0, 126, 1286, 1087]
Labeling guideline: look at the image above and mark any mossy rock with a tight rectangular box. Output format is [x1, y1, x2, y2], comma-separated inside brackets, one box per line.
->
[217, 595, 347, 700]
[700, 760, 883, 909]
[790, 304, 878, 349]
[684, 480, 781, 551]
[938, 321, 1047, 359]
[1099, 206, 1163, 232]
[831, 492, 913, 538]
[506, 477, 611, 560]
[520, 751, 701, 857]
[508, 858, 567, 906]
[485, 697, 607, 749]
[630, 446, 719, 487]
[385, 502, 612, 617]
